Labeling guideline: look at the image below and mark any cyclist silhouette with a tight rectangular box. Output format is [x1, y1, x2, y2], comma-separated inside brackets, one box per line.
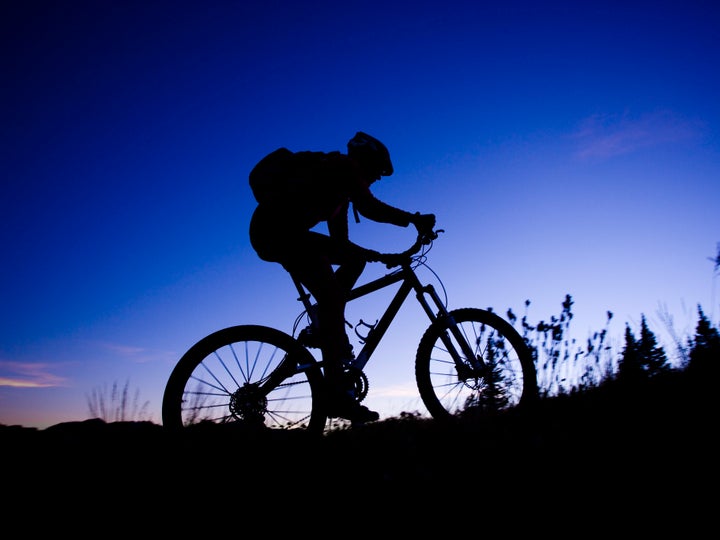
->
[249, 132, 436, 423]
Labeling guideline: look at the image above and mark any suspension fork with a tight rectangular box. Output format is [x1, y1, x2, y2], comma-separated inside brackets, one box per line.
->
[409, 271, 487, 379]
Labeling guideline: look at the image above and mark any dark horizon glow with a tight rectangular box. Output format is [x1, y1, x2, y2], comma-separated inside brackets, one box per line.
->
[2, 1, 719, 428]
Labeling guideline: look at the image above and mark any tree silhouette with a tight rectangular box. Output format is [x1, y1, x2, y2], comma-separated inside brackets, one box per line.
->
[687, 305, 720, 376]
[619, 323, 643, 382]
[638, 314, 670, 377]
[618, 315, 669, 382]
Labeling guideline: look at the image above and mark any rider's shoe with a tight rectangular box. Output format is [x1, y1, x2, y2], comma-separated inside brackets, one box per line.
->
[326, 389, 379, 425]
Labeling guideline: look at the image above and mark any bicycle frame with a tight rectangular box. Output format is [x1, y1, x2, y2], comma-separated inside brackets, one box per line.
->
[162, 230, 535, 433]
[291, 257, 487, 379]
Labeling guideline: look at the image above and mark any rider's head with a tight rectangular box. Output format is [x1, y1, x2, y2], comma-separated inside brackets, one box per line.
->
[347, 131, 394, 181]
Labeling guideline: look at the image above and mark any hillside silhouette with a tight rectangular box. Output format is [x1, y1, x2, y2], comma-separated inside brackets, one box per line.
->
[3, 370, 714, 537]
[3, 369, 713, 505]
[4, 297, 716, 528]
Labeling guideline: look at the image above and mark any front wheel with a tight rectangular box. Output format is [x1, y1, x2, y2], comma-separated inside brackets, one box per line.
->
[415, 308, 537, 422]
[162, 325, 328, 435]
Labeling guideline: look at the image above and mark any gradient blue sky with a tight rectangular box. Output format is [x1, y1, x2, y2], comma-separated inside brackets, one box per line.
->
[2, 1, 719, 428]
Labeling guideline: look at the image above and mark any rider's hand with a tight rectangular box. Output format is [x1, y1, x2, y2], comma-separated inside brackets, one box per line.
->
[363, 249, 383, 262]
[365, 249, 404, 268]
[378, 252, 406, 269]
[412, 212, 436, 238]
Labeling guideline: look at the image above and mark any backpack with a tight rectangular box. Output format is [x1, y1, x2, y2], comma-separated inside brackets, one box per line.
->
[249, 147, 336, 205]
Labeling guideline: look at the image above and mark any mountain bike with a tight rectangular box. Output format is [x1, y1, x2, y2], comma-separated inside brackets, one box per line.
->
[162, 229, 537, 435]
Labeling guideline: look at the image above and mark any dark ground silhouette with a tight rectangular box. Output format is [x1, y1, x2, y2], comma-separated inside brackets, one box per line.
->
[3, 369, 714, 529]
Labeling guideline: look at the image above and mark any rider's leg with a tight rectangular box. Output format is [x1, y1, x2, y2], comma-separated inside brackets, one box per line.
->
[284, 239, 379, 423]
[282, 233, 379, 419]
[252, 217, 378, 422]
[252, 213, 354, 382]
[282, 254, 350, 386]
[334, 256, 366, 299]
[251, 209, 351, 381]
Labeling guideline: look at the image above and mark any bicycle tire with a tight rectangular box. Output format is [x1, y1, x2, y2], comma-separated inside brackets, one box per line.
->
[162, 325, 327, 435]
[415, 308, 537, 421]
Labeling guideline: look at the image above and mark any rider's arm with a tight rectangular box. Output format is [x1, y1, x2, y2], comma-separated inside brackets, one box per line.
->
[351, 183, 416, 227]
[352, 185, 436, 237]
[331, 154, 435, 235]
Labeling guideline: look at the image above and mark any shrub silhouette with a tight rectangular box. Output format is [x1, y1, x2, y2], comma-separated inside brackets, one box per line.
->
[512, 294, 716, 401]
[515, 294, 616, 397]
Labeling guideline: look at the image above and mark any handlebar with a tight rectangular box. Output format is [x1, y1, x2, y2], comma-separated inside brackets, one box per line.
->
[375, 229, 444, 269]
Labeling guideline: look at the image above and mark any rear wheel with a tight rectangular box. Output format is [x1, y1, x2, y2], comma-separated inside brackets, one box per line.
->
[415, 308, 537, 421]
[162, 325, 327, 435]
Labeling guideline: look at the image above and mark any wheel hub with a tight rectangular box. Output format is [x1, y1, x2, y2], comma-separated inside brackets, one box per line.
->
[229, 383, 268, 423]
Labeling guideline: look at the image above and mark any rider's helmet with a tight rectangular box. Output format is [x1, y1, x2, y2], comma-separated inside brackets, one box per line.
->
[347, 131, 394, 178]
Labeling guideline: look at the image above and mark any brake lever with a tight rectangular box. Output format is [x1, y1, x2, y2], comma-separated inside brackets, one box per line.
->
[420, 228, 443, 245]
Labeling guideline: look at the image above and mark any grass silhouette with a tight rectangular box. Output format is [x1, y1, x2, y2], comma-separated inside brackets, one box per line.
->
[85, 378, 152, 423]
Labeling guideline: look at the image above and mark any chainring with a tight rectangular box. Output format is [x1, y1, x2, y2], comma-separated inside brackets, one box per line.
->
[342, 366, 369, 402]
